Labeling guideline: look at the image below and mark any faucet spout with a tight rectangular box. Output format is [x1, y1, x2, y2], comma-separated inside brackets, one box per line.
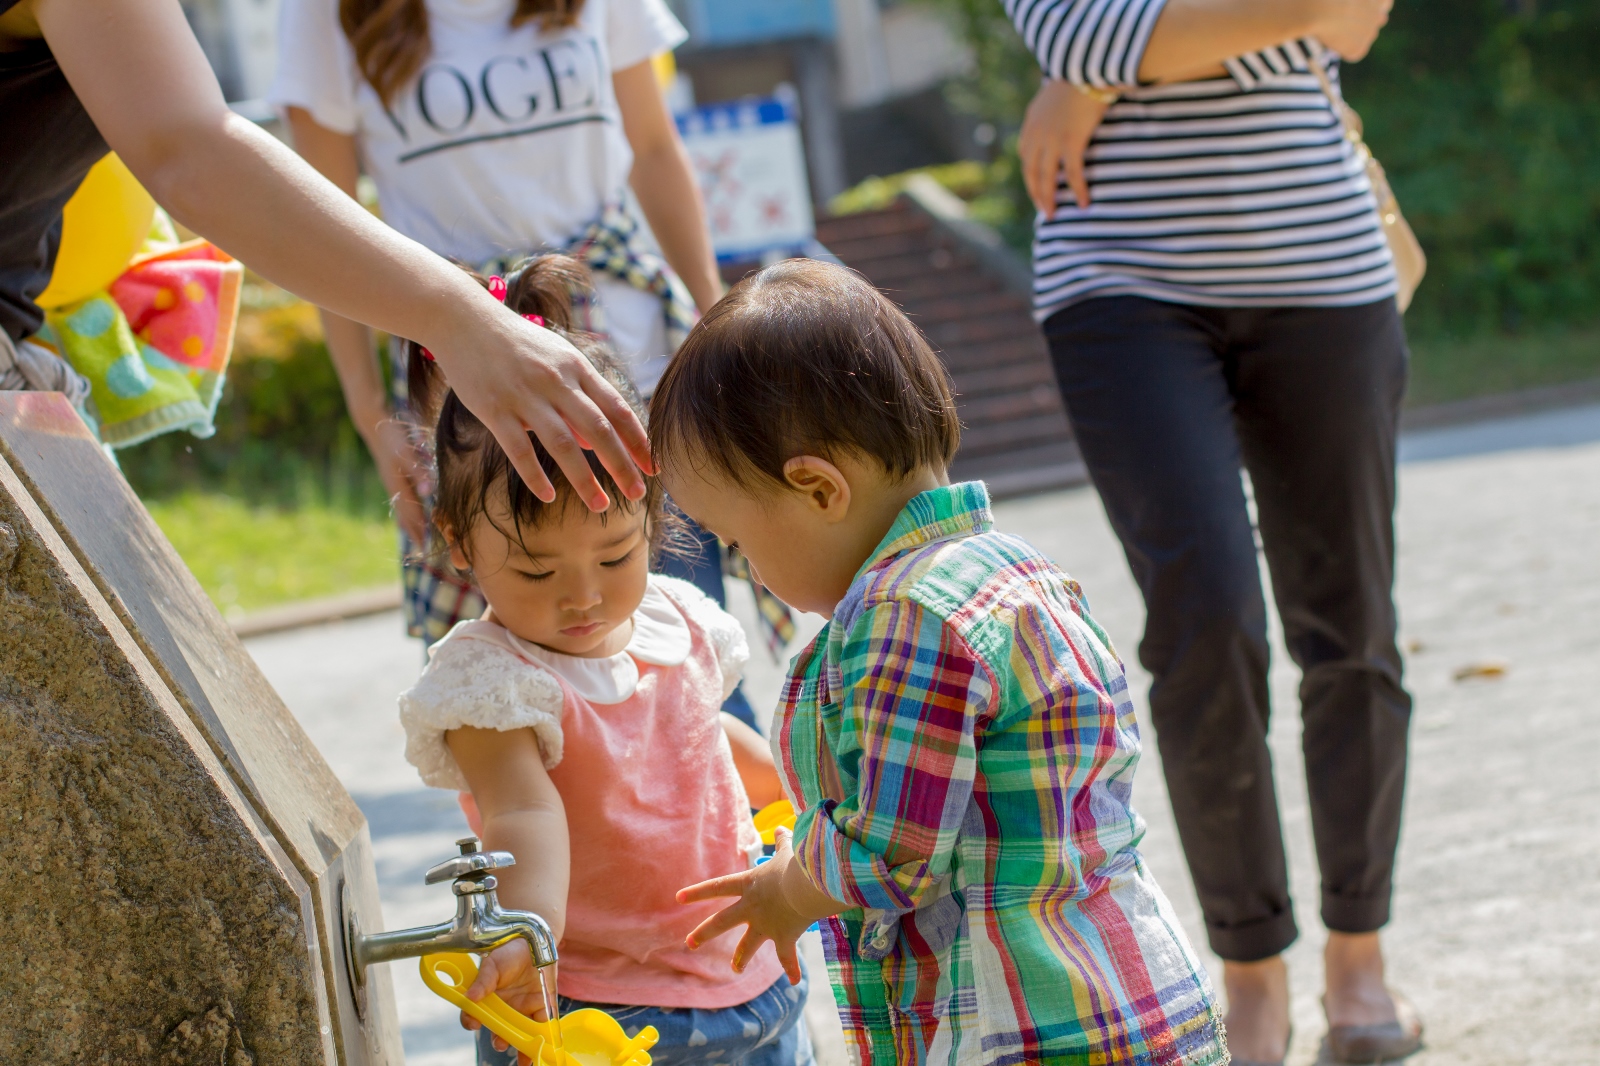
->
[344, 838, 559, 997]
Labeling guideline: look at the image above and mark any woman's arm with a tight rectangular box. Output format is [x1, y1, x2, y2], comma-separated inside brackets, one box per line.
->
[285, 109, 428, 543]
[1139, 0, 1392, 83]
[31, 0, 651, 509]
[721, 712, 785, 809]
[613, 60, 722, 314]
[447, 725, 569, 1033]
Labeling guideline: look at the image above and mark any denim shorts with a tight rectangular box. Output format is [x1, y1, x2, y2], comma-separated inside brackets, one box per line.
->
[477, 964, 814, 1066]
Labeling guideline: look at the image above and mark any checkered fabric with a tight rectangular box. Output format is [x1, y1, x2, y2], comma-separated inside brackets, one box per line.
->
[776, 482, 1227, 1065]
[480, 201, 697, 355]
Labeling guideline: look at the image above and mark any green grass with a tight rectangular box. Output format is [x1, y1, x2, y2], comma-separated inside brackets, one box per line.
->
[145, 493, 398, 617]
[1408, 324, 1600, 407]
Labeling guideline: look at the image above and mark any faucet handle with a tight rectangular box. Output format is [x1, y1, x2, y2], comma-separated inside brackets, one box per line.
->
[425, 838, 517, 885]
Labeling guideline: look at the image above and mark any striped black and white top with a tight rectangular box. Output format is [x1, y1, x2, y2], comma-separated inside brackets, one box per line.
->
[1006, 0, 1397, 322]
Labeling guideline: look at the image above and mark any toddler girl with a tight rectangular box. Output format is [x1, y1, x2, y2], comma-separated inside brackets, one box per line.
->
[396, 255, 813, 1066]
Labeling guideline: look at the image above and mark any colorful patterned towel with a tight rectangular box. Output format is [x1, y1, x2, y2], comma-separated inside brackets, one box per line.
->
[41, 216, 242, 448]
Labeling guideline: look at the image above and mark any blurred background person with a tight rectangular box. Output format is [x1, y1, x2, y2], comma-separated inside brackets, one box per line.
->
[1007, 0, 1421, 1062]
[270, 0, 765, 723]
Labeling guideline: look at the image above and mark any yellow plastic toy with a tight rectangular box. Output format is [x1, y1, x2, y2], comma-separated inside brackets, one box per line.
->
[36, 153, 158, 309]
[420, 952, 658, 1066]
[753, 799, 795, 846]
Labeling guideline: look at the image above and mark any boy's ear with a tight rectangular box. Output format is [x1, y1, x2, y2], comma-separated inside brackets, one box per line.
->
[782, 455, 851, 522]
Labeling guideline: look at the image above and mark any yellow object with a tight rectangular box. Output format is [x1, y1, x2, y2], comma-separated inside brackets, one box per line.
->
[37, 153, 158, 309]
[753, 799, 796, 846]
[650, 50, 676, 89]
[420, 953, 658, 1066]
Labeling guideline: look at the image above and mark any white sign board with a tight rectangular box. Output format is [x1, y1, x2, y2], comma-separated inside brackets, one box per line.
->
[677, 97, 815, 262]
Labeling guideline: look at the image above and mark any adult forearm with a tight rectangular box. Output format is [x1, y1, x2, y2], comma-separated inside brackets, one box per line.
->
[630, 144, 722, 314]
[1139, 0, 1320, 82]
[321, 310, 387, 436]
[145, 115, 487, 353]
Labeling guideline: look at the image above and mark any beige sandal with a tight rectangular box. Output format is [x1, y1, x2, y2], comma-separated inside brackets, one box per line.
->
[1326, 992, 1423, 1063]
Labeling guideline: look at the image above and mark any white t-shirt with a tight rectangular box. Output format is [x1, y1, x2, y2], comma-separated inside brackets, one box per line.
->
[269, 0, 687, 382]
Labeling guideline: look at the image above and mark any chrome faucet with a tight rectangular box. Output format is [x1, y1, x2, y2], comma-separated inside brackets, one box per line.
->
[343, 837, 559, 1013]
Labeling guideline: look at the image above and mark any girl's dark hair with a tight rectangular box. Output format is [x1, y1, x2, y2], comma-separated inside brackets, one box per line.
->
[340, 0, 587, 106]
[407, 254, 667, 567]
[649, 258, 961, 490]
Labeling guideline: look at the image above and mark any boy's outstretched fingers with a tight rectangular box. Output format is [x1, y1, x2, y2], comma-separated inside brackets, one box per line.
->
[683, 896, 751, 950]
[676, 867, 754, 905]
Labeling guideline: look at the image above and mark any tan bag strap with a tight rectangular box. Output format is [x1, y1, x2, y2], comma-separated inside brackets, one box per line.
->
[1308, 42, 1365, 145]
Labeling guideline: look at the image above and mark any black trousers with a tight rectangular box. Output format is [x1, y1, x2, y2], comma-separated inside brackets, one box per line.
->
[1044, 296, 1413, 961]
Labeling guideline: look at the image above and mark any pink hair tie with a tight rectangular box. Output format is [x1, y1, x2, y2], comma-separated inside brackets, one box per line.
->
[418, 278, 534, 361]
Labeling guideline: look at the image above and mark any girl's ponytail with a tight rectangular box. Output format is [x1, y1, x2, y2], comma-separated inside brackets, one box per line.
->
[406, 254, 602, 428]
[505, 254, 591, 332]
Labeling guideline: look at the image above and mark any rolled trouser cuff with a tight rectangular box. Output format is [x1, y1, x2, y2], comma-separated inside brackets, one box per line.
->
[1206, 905, 1299, 963]
[1322, 887, 1391, 934]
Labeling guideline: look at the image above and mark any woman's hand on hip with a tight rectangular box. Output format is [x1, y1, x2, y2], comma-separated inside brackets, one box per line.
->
[1019, 79, 1111, 218]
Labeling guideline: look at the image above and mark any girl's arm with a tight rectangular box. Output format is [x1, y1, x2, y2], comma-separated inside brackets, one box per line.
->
[29, 0, 651, 510]
[613, 59, 723, 314]
[447, 725, 569, 1040]
[721, 713, 785, 809]
[284, 109, 428, 544]
[447, 726, 571, 941]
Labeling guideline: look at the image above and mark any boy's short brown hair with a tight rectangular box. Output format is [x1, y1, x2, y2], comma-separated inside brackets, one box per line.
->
[649, 258, 960, 489]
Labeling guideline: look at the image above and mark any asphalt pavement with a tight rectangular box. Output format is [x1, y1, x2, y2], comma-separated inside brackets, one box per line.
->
[247, 403, 1600, 1065]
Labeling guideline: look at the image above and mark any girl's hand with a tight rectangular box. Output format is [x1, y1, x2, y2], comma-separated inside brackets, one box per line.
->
[460, 939, 555, 1066]
[1018, 79, 1112, 217]
[677, 828, 815, 985]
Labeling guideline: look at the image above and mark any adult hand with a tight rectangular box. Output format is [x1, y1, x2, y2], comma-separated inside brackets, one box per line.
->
[428, 303, 654, 513]
[361, 417, 429, 545]
[677, 828, 814, 984]
[1019, 79, 1112, 218]
[1310, 0, 1393, 62]
[460, 939, 553, 1066]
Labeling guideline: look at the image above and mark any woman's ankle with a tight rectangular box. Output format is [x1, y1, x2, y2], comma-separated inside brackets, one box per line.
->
[1222, 955, 1291, 1061]
[1323, 931, 1399, 1026]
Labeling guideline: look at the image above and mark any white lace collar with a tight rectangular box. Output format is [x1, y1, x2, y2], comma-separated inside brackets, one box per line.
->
[485, 580, 691, 705]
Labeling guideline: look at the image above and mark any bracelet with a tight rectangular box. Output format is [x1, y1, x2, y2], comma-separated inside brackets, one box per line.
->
[1076, 83, 1121, 105]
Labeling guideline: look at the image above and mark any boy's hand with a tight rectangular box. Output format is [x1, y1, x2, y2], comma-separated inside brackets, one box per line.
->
[677, 828, 820, 985]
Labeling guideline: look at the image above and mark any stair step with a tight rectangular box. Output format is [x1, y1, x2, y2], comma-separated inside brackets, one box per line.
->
[816, 202, 1069, 485]
[948, 360, 1057, 398]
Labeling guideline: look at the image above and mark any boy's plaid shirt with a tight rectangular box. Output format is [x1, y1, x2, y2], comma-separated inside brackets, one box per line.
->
[777, 483, 1227, 1065]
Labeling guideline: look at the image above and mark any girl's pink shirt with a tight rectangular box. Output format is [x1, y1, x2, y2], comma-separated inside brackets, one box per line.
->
[454, 589, 782, 1008]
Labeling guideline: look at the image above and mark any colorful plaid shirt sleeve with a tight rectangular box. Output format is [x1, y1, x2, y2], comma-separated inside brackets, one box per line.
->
[791, 598, 992, 915]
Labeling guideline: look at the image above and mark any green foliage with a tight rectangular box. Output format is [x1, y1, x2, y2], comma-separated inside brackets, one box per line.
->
[1344, 0, 1600, 339]
[145, 492, 397, 615]
[910, 0, 1600, 347]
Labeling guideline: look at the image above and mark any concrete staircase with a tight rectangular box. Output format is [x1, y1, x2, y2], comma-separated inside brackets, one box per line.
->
[812, 193, 1085, 498]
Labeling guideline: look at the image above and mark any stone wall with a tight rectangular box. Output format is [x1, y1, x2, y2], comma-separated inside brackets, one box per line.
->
[0, 477, 324, 1062]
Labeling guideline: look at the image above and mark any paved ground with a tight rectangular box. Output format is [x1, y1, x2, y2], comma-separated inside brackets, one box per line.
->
[247, 405, 1600, 1065]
